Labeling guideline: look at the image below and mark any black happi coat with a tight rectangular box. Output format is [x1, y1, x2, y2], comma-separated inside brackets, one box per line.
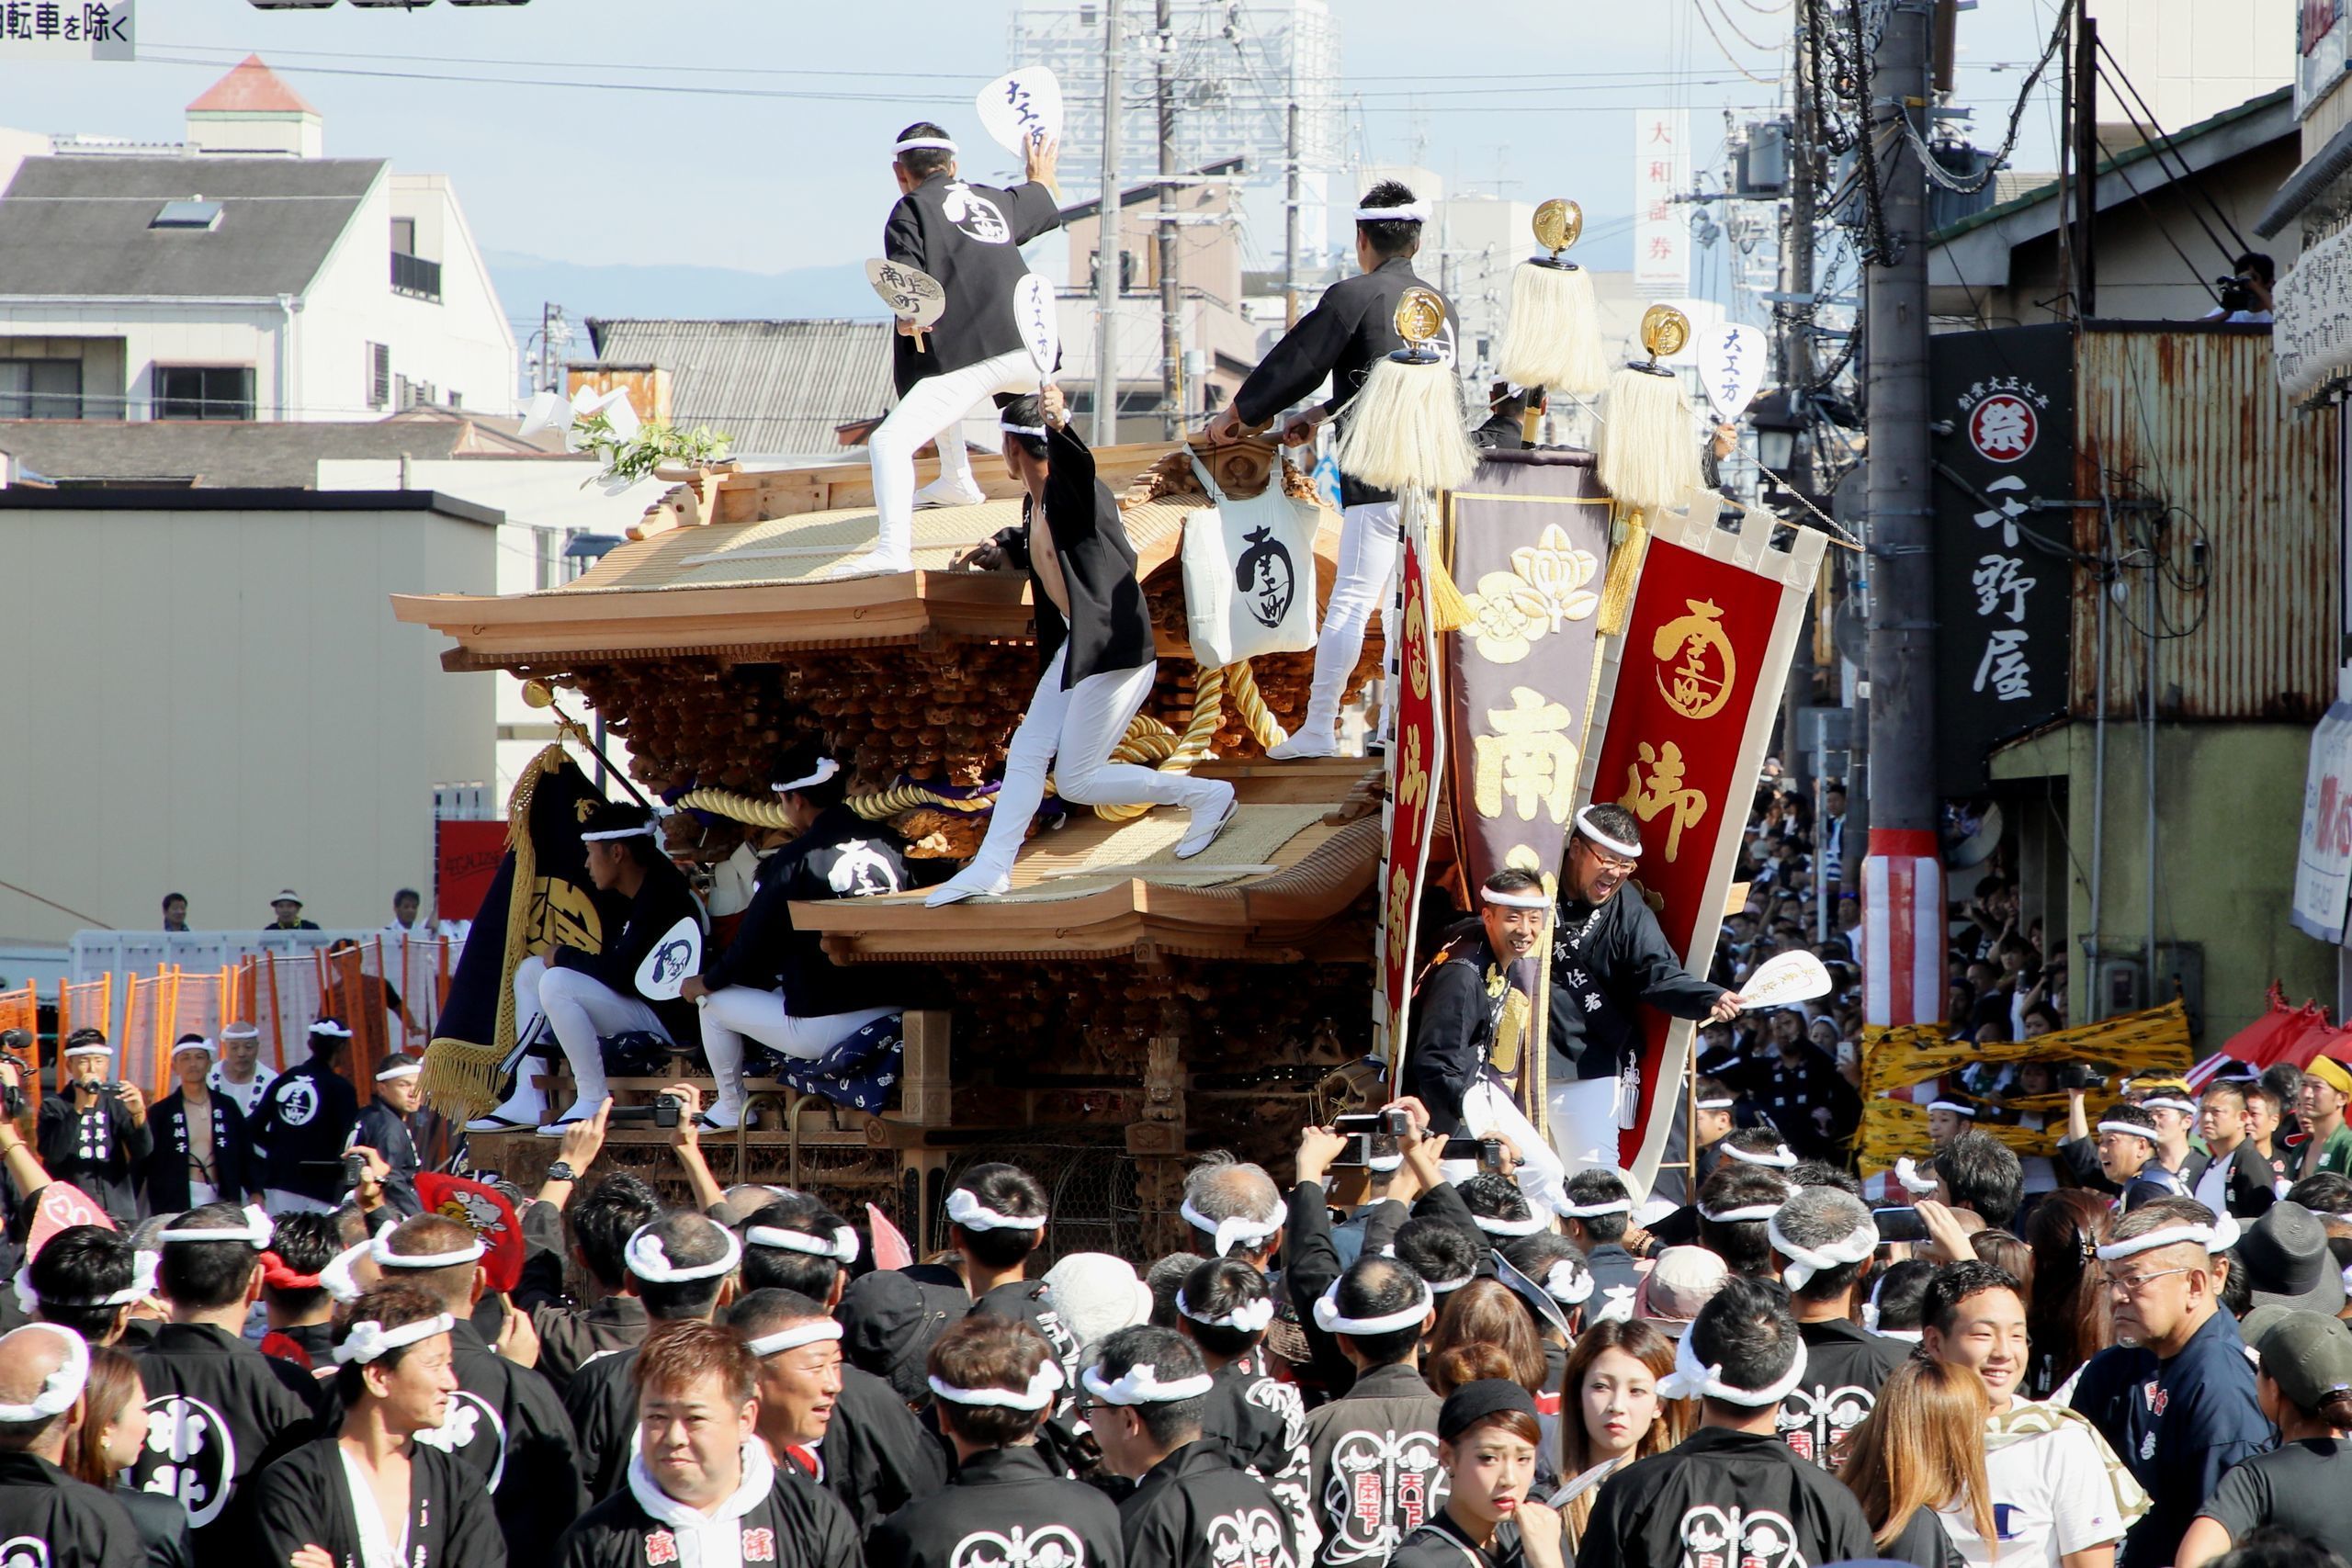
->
[0, 1451, 142, 1568]
[816, 1363, 948, 1539]
[414, 1317, 587, 1558]
[989, 423, 1155, 689]
[245, 1435, 506, 1568]
[1719, 1045, 1861, 1166]
[1392, 1511, 1524, 1568]
[868, 1445, 1125, 1568]
[1409, 924, 1517, 1138]
[548, 859, 706, 1050]
[130, 1321, 333, 1551]
[968, 1278, 1083, 1390]
[1776, 1317, 1912, 1471]
[113, 1479, 196, 1568]
[356, 1096, 424, 1201]
[1577, 1244, 1645, 1323]
[1198, 1354, 1317, 1559]
[38, 1087, 153, 1224]
[1119, 1441, 1298, 1568]
[2181, 1140, 2281, 1220]
[1574, 1426, 1877, 1568]
[1547, 888, 1725, 1086]
[559, 1463, 857, 1568]
[261, 1320, 339, 1371]
[883, 170, 1061, 376]
[702, 806, 937, 1018]
[139, 1088, 247, 1213]
[1303, 1362, 1447, 1568]
[561, 1339, 649, 1502]
[1227, 254, 1456, 508]
[530, 1297, 648, 1399]
[248, 1055, 362, 1205]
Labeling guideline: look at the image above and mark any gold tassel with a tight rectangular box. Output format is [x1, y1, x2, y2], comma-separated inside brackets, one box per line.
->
[1424, 548, 1473, 633]
[1490, 986, 1529, 1077]
[1598, 506, 1650, 635]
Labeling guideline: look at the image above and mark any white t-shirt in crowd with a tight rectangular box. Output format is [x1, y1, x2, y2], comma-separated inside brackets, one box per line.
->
[1937, 1410, 2129, 1568]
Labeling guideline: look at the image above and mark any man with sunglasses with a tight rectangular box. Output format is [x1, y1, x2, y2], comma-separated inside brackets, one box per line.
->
[2064, 1200, 2269, 1568]
[1546, 803, 1746, 1174]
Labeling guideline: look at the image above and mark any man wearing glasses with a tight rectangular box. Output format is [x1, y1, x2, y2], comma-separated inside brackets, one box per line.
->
[2064, 1200, 2270, 1568]
[1545, 803, 1747, 1176]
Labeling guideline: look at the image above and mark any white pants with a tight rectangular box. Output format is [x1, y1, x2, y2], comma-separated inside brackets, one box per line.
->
[1440, 1076, 1570, 1218]
[962, 649, 1228, 886]
[1296, 501, 1402, 743]
[514, 953, 668, 1110]
[1548, 1077, 1623, 1178]
[869, 348, 1041, 560]
[699, 987, 898, 1106]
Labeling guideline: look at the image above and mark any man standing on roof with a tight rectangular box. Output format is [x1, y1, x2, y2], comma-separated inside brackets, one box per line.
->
[925, 390, 1237, 905]
[1203, 179, 1454, 761]
[843, 120, 1063, 577]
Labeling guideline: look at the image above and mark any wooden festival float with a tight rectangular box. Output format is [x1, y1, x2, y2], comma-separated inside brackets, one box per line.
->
[394, 328, 1828, 1257]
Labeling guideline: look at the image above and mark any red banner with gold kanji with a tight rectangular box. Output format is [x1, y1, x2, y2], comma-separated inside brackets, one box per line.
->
[1588, 526, 1821, 1184]
[1379, 495, 1447, 1067]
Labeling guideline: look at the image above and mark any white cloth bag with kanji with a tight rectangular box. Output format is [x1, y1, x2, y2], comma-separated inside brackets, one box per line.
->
[1180, 457, 1320, 666]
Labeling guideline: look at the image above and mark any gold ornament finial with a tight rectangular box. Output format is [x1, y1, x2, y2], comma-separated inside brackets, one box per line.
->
[1395, 286, 1446, 349]
[1639, 304, 1690, 365]
[521, 679, 556, 710]
[1532, 198, 1583, 258]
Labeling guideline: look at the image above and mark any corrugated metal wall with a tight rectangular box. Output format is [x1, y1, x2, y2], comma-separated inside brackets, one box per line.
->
[2072, 326, 2340, 721]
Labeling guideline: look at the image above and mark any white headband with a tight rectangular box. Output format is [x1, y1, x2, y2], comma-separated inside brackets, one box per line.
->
[61, 1044, 110, 1060]
[173, 1039, 219, 1060]
[375, 1061, 422, 1082]
[946, 1189, 1046, 1234]
[1695, 1097, 1737, 1111]
[1655, 1327, 1810, 1406]
[1768, 1215, 1881, 1291]
[623, 1224, 744, 1283]
[893, 136, 959, 154]
[1001, 422, 1050, 438]
[221, 1023, 260, 1042]
[1181, 1199, 1285, 1259]
[929, 1359, 1064, 1411]
[2141, 1097, 2198, 1118]
[311, 1021, 353, 1040]
[2095, 1219, 2237, 1262]
[1368, 1153, 1404, 1174]
[1354, 201, 1430, 222]
[320, 1239, 371, 1304]
[1555, 1195, 1634, 1219]
[1480, 885, 1550, 910]
[1894, 1157, 1939, 1196]
[1699, 1202, 1784, 1224]
[156, 1204, 274, 1248]
[1546, 1260, 1595, 1304]
[2097, 1121, 2158, 1143]
[1175, 1289, 1275, 1334]
[0, 1325, 88, 1422]
[771, 758, 841, 795]
[1574, 807, 1642, 860]
[14, 1249, 158, 1314]
[581, 825, 656, 842]
[1721, 1144, 1799, 1170]
[1426, 1272, 1477, 1294]
[334, 1312, 455, 1366]
[1081, 1360, 1216, 1405]
[1927, 1100, 1977, 1118]
[1311, 1278, 1433, 1337]
[743, 1318, 843, 1358]
[374, 1232, 486, 1270]
[745, 1224, 861, 1264]
[1470, 1210, 1550, 1237]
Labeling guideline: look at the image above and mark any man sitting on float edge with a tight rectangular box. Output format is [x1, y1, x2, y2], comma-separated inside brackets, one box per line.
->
[927, 390, 1236, 905]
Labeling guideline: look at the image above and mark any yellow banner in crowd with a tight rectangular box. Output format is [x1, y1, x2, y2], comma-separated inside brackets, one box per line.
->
[1855, 1000, 2193, 1175]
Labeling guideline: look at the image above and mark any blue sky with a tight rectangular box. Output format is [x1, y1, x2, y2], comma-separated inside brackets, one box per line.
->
[0, 0, 2076, 318]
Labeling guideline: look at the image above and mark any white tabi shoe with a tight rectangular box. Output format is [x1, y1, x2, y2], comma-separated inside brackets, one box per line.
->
[1264, 731, 1338, 761]
[827, 549, 914, 580]
[925, 869, 1012, 907]
[465, 1075, 547, 1133]
[913, 476, 987, 510]
[536, 1100, 597, 1137]
[1174, 785, 1239, 860]
[700, 1098, 747, 1133]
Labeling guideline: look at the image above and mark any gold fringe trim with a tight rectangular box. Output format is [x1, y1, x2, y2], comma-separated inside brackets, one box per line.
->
[1424, 549, 1474, 634]
[1597, 506, 1649, 635]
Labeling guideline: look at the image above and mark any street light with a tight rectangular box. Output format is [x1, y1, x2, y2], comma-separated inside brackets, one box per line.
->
[1748, 389, 1805, 476]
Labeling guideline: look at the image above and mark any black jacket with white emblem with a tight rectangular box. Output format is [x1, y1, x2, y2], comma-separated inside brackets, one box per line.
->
[556, 1447, 859, 1568]
[1119, 1440, 1298, 1568]
[1302, 1361, 1447, 1568]
[1198, 1352, 1317, 1562]
[868, 1444, 1125, 1568]
[884, 171, 1062, 376]
[247, 1056, 361, 1204]
[1573, 1426, 1877, 1568]
[415, 1316, 588, 1555]
[130, 1321, 333, 1552]
[701, 805, 937, 1017]
[0, 1450, 142, 1568]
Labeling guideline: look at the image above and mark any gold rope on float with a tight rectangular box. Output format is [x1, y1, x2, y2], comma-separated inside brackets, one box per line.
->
[1092, 664, 1227, 822]
[1223, 660, 1290, 750]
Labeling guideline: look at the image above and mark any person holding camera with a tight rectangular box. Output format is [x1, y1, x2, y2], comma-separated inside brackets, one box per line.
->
[2202, 253, 2275, 325]
[37, 1031, 150, 1226]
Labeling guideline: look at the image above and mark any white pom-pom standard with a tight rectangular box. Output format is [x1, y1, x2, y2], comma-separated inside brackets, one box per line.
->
[1337, 354, 1479, 494]
[1498, 259, 1608, 396]
[1598, 362, 1702, 514]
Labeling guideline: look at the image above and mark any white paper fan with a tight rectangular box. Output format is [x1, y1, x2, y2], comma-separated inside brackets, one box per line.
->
[1739, 949, 1833, 1008]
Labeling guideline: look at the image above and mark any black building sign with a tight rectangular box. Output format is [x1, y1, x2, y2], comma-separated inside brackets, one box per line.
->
[1929, 323, 2075, 788]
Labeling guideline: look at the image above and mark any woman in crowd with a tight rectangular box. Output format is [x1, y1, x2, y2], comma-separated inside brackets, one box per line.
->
[1970, 1230, 2033, 1292]
[1550, 1319, 1687, 1554]
[1430, 1280, 1551, 1400]
[2177, 1312, 2352, 1567]
[1430, 1343, 1523, 1400]
[1839, 1359, 1991, 1568]
[1388, 1381, 1567, 1568]
[65, 1344, 192, 1568]
[2023, 1190, 2111, 1399]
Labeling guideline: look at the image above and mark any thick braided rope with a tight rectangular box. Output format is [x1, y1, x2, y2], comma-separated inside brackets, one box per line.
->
[675, 784, 995, 830]
[1093, 665, 1227, 823]
[1223, 660, 1290, 750]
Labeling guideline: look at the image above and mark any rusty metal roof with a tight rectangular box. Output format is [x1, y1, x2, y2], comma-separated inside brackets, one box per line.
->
[2073, 325, 2340, 722]
[583, 318, 895, 458]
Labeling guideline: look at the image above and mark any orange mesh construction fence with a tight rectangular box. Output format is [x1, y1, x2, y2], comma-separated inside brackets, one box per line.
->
[0, 985, 36, 1113]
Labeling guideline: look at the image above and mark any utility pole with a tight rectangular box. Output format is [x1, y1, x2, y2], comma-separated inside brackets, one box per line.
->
[1092, 0, 1123, 446]
[1155, 0, 1182, 440]
[539, 302, 568, 393]
[1283, 100, 1302, 330]
[2073, 0, 2098, 317]
[1862, 0, 1942, 1021]
[1781, 23, 1820, 809]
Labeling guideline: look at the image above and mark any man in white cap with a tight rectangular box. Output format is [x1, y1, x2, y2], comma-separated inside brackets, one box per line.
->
[0, 1321, 141, 1567]
[36, 1029, 149, 1225]
[845, 119, 1062, 577]
[1547, 803, 1746, 1175]
[262, 890, 318, 934]
[208, 1021, 276, 1119]
[1203, 178, 1455, 761]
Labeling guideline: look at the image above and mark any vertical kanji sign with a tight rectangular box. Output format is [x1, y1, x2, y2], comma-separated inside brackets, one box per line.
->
[1378, 492, 1447, 1069]
[1634, 108, 1690, 299]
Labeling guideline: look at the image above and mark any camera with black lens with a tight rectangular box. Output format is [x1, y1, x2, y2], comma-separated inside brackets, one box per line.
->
[2052, 1061, 2100, 1091]
[342, 1150, 369, 1189]
[2217, 273, 2259, 316]
[653, 1093, 682, 1129]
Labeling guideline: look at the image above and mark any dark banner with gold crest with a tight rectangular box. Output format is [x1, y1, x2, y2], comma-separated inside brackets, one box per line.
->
[423, 745, 611, 1119]
[1380, 497, 1448, 1066]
